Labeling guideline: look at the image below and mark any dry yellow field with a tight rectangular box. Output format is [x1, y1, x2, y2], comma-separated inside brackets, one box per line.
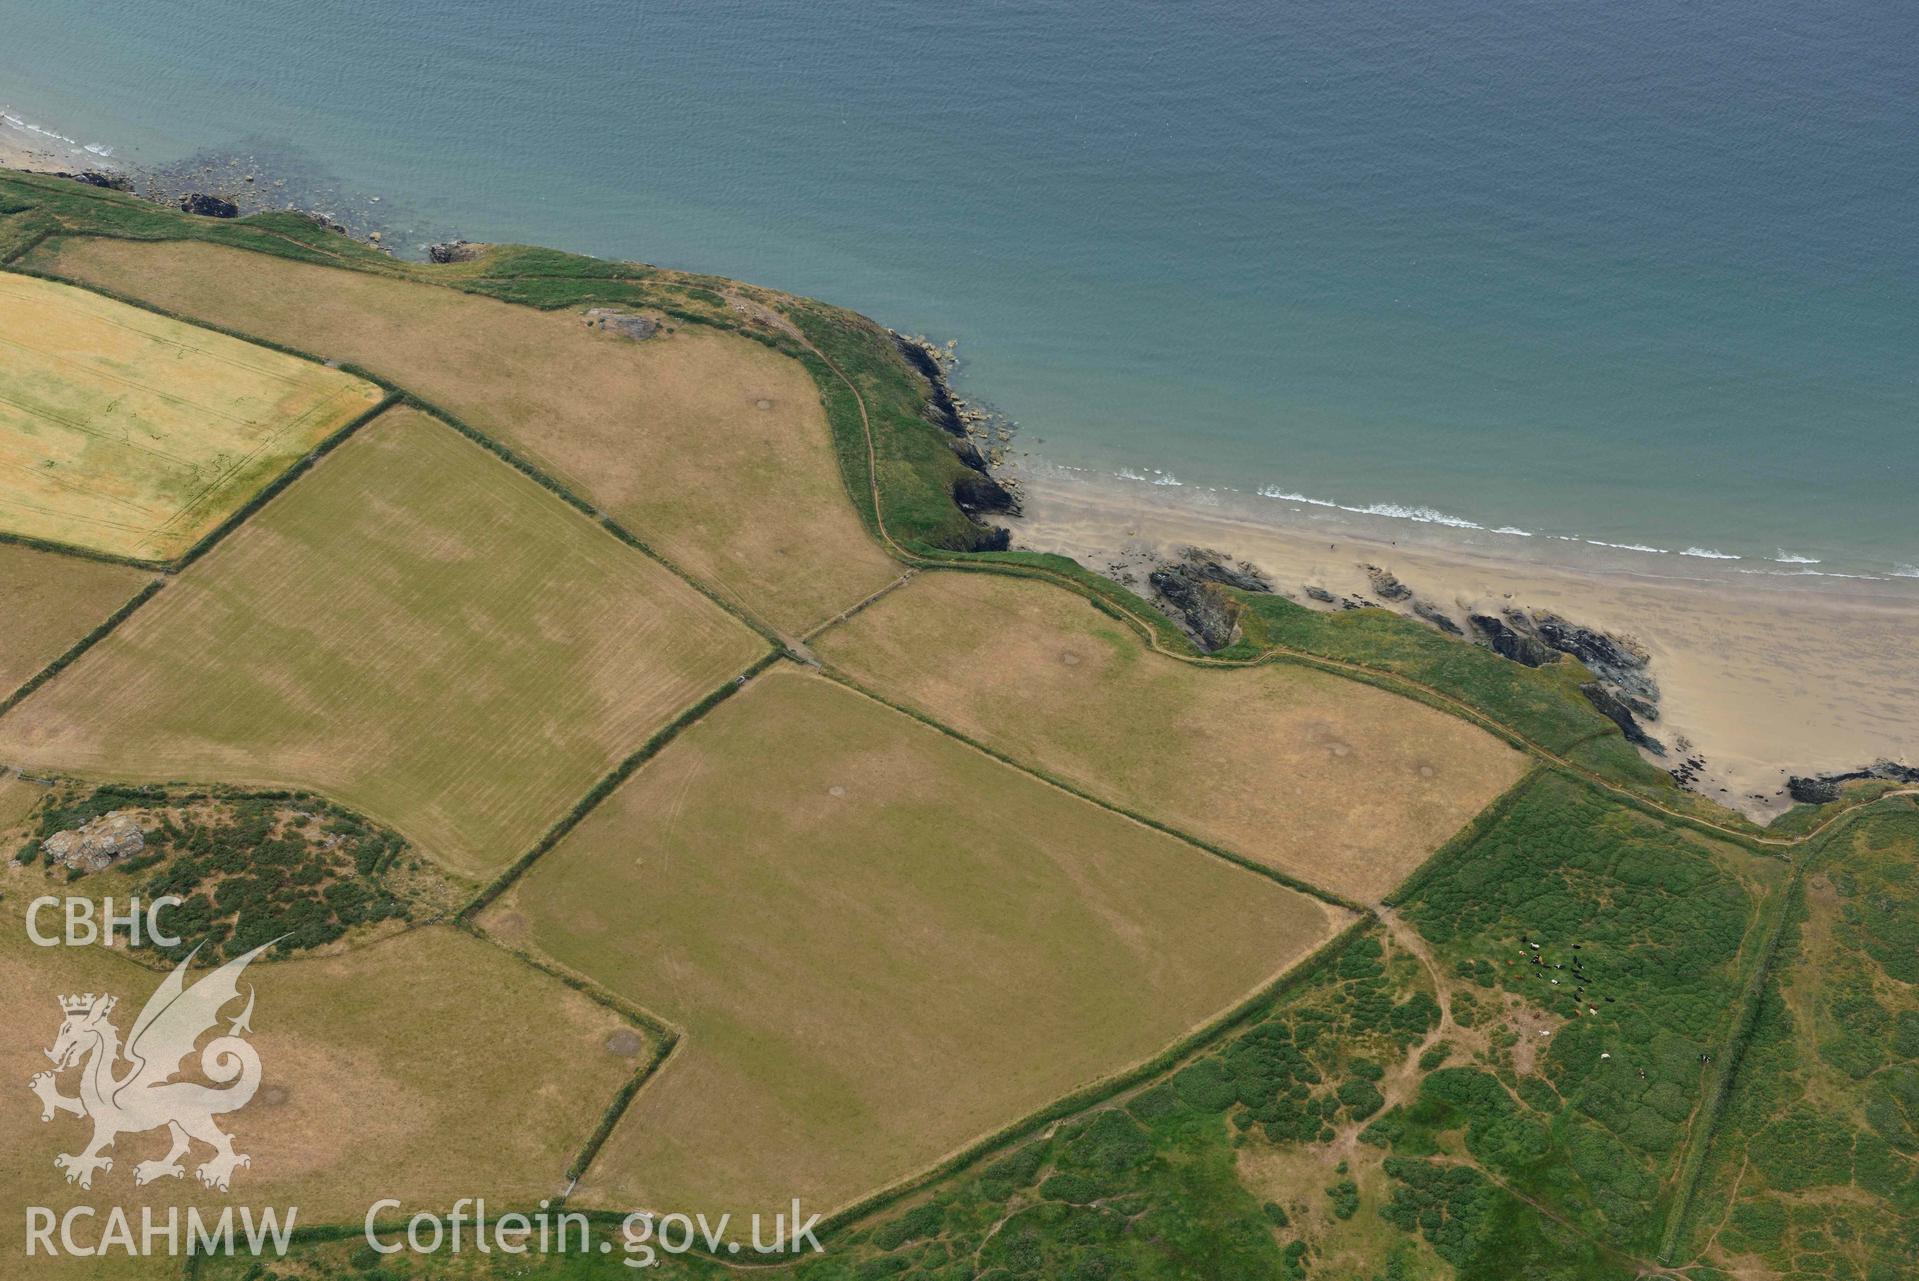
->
[0, 540, 150, 698]
[0, 891, 639, 1265]
[486, 668, 1348, 1218]
[0, 408, 767, 879]
[0, 272, 384, 562]
[33, 237, 902, 635]
[815, 573, 1529, 901]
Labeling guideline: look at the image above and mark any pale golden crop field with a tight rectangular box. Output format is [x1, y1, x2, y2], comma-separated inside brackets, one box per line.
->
[0, 273, 384, 561]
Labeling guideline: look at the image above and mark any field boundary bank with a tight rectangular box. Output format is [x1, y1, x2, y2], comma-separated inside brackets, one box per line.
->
[820, 665, 1364, 912]
[458, 651, 781, 921]
[7, 188, 1906, 1264]
[6, 244, 789, 649]
[791, 324, 1909, 858]
[1655, 789, 1916, 1264]
[0, 578, 164, 718]
[11, 212, 1872, 856]
[449, 917, 687, 1193]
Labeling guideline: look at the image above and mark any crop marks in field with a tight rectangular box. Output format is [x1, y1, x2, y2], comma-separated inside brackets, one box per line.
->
[0, 408, 767, 879]
[0, 273, 383, 561]
[485, 669, 1349, 1218]
[32, 237, 903, 635]
[816, 572, 1529, 902]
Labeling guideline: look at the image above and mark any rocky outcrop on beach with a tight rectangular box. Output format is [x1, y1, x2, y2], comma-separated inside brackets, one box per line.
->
[1470, 614, 1558, 667]
[177, 192, 240, 218]
[952, 473, 1018, 516]
[1468, 607, 1663, 752]
[1411, 599, 1464, 636]
[1786, 760, 1919, 805]
[1150, 566, 1243, 651]
[1174, 546, 1270, 593]
[1143, 548, 1268, 650]
[1580, 683, 1661, 751]
[41, 812, 145, 874]
[1365, 564, 1413, 602]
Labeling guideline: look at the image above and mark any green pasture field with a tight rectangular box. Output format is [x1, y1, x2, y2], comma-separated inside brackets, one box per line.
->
[485, 668, 1349, 1220]
[0, 407, 766, 879]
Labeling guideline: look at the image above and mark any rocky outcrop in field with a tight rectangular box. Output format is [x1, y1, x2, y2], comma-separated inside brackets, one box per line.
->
[41, 811, 145, 873]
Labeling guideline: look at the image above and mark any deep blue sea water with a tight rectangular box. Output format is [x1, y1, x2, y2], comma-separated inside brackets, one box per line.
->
[4, 1, 1914, 576]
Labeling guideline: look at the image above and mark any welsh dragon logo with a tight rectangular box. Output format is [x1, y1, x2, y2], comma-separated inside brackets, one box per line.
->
[29, 941, 274, 1192]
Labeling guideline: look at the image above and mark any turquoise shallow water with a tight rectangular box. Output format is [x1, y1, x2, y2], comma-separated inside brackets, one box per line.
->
[3, 1, 1914, 576]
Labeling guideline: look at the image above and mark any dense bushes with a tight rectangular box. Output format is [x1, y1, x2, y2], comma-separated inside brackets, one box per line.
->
[18, 782, 420, 963]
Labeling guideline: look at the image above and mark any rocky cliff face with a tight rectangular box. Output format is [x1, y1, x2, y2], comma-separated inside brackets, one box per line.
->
[1144, 548, 1266, 651]
[1149, 567, 1242, 651]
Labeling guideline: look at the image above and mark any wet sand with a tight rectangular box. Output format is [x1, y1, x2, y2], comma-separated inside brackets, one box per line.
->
[1005, 470, 1919, 822]
[0, 112, 110, 175]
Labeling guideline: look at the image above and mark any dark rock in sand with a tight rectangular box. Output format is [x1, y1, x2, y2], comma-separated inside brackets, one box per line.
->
[1412, 599, 1464, 636]
[1176, 547, 1270, 593]
[1470, 614, 1557, 667]
[1531, 611, 1651, 678]
[1580, 683, 1664, 754]
[178, 192, 240, 218]
[1303, 584, 1335, 604]
[1787, 775, 1843, 805]
[1151, 567, 1241, 651]
[973, 525, 1011, 552]
[1787, 760, 1919, 805]
[1365, 564, 1413, 602]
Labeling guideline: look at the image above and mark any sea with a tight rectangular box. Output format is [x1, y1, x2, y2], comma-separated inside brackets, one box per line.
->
[3, 0, 1914, 580]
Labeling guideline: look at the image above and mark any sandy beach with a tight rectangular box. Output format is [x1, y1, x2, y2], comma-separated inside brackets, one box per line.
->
[1004, 468, 1919, 822]
[0, 110, 114, 176]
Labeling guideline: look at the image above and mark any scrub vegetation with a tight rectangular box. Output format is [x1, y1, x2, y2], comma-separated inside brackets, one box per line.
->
[1676, 800, 1919, 1279]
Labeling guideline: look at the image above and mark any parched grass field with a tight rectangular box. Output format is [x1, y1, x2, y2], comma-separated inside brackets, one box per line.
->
[0, 272, 384, 562]
[0, 540, 150, 698]
[31, 236, 903, 635]
[0, 885, 639, 1263]
[0, 408, 766, 879]
[484, 669, 1349, 1218]
[815, 573, 1529, 902]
